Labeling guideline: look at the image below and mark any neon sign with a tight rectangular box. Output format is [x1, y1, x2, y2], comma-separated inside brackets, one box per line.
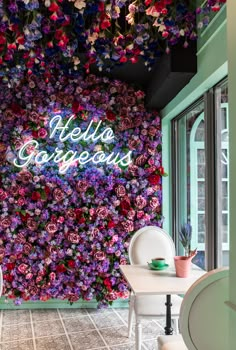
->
[13, 115, 132, 174]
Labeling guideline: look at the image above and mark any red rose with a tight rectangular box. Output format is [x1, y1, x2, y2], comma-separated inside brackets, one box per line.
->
[104, 278, 112, 291]
[6, 263, 15, 270]
[106, 110, 116, 121]
[120, 199, 131, 214]
[147, 174, 160, 185]
[158, 166, 165, 175]
[19, 213, 30, 223]
[31, 191, 41, 201]
[107, 221, 115, 229]
[68, 260, 76, 269]
[56, 264, 67, 273]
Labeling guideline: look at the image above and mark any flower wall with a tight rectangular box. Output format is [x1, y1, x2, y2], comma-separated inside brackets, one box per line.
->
[0, 73, 164, 306]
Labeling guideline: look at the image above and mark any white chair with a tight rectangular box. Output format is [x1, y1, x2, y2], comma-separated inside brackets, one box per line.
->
[128, 226, 183, 350]
[158, 267, 229, 350]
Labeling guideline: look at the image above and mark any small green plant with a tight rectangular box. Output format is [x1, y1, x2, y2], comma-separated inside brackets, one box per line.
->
[179, 223, 192, 257]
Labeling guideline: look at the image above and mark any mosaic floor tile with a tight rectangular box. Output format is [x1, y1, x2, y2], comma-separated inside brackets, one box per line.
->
[113, 309, 129, 323]
[69, 330, 106, 350]
[63, 315, 95, 333]
[31, 309, 60, 322]
[59, 308, 88, 319]
[99, 325, 133, 346]
[142, 339, 159, 350]
[0, 339, 34, 350]
[91, 312, 124, 329]
[2, 310, 31, 325]
[1, 323, 33, 343]
[35, 335, 71, 350]
[33, 319, 64, 338]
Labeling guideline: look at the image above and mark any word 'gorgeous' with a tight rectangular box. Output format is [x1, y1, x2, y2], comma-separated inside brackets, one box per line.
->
[14, 115, 132, 174]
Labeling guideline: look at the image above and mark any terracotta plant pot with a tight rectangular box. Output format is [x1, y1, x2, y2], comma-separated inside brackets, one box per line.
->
[174, 256, 193, 278]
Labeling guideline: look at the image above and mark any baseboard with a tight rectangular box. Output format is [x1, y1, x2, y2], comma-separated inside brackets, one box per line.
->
[0, 297, 129, 310]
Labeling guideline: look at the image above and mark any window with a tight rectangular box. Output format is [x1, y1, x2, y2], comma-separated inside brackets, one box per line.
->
[172, 79, 229, 270]
[172, 100, 206, 269]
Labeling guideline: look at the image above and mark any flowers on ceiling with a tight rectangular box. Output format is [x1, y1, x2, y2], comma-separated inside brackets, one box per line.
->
[0, 0, 226, 76]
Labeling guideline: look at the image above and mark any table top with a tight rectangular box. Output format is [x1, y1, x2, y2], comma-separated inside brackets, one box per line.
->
[120, 264, 206, 295]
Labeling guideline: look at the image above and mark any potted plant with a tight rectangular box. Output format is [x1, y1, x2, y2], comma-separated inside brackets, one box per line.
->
[174, 223, 197, 277]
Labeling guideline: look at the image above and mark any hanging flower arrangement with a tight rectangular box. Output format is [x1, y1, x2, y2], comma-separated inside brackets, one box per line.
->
[0, 0, 226, 75]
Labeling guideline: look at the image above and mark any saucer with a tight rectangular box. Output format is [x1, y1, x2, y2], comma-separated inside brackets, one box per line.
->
[148, 263, 169, 271]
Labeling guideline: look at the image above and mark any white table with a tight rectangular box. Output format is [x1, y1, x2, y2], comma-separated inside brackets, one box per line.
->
[120, 264, 206, 335]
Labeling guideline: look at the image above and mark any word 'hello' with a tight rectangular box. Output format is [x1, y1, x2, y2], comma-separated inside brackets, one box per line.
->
[13, 115, 132, 174]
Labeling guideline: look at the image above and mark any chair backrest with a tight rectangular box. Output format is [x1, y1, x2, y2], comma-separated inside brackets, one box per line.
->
[128, 226, 176, 265]
[180, 267, 229, 350]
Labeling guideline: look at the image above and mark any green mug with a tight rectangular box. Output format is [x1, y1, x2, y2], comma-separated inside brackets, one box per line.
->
[151, 257, 166, 268]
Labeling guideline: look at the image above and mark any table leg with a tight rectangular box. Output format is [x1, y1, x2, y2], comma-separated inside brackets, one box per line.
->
[164, 294, 173, 335]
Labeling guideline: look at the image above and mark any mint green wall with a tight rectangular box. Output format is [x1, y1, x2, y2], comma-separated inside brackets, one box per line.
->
[162, 6, 227, 233]
[226, 1, 236, 348]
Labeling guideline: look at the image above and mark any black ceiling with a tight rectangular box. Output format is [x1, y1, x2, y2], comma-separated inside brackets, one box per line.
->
[91, 42, 197, 112]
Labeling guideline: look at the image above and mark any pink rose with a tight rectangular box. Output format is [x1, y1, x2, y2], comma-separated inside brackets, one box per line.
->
[18, 263, 28, 274]
[135, 90, 145, 99]
[96, 206, 109, 219]
[26, 218, 38, 230]
[18, 170, 32, 184]
[67, 232, 80, 243]
[49, 272, 56, 281]
[150, 197, 160, 209]
[122, 220, 134, 232]
[106, 291, 117, 301]
[135, 155, 147, 166]
[76, 180, 89, 192]
[18, 188, 26, 196]
[119, 257, 127, 265]
[128, 138, 140, 150]
[23, 242, 33, 254]
[0, 217, 11, 228]
[135, 195, 147, 209]
[111, 234, 119, 243]
[29, 111, 40, 122]
[118, 117, 133, 131]
[26, 273, 33, 280]
[58, 216, 65, 223]
[128, 164, 139, 176]
[94, 251, 106, 261]
[28, 286, 39, 295]
[0, 189, 7, 201]
[148, 126, 158, 136]
[17, 197, 25, 206]
[66, 209, 76, 220]
[9, 184, 19, 196]
[38, 128, 48, 138]
[115, 184, 126, 197]
[15, 232, 26, 244]
[137, 211, 144, 219]
[53, 188, 64, 202]
[127, 210, 136, 220]
[45, 222, 58, 234]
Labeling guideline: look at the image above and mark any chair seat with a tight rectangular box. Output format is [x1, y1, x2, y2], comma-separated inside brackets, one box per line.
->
[135, 295, 182, 316]
[158, 335, 187, 350]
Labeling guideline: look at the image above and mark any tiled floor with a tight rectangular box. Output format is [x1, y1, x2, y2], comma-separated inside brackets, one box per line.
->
[0, 308, 166, 350]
